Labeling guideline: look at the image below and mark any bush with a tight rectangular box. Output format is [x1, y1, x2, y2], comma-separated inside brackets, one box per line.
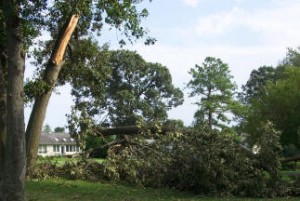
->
[29, 158, 59, 180]
[30, 157, 107, 182]
[56, 159, 107, 181]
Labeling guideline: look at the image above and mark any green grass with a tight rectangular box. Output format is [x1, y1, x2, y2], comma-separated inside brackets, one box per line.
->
[26, 179, 299, 201]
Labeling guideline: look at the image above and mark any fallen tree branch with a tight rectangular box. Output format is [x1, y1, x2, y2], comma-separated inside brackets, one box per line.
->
[94, 125, 178, 137]
[281, 155, 300, 164]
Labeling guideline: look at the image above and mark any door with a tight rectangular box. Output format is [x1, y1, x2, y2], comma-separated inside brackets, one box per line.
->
[61, 146, 65, 155]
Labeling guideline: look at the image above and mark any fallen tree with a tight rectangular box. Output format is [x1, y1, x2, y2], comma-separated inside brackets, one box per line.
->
[91, 123, 285, 197]
[84, 124, 280, 173]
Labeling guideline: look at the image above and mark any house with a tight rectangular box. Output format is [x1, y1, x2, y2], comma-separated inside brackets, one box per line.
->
[38, 132, 81, 157]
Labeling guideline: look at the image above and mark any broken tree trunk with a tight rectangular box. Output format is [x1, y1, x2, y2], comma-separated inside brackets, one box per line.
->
[26, 14, 79, 175]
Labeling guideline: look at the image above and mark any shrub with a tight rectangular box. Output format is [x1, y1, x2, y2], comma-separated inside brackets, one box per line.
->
[29, 158, 59, 180]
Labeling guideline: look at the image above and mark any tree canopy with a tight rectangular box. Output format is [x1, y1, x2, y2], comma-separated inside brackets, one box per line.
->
[240, 48, 300, 152]
[69, 50, 184, 128]
[187, 57, 240, 130]
[242, 67, 300, 149]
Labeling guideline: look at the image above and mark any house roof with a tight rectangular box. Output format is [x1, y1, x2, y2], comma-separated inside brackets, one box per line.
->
[39, 132, 77, 145]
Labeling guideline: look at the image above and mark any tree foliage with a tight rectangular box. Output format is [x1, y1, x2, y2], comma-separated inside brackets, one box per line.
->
[241, 66, 276, 104]
[67, 50, 184, 157]
[105, 50, 184, 126]
[104, 124, 286, 197]
[43, 124, 52, 133]
[54, 127, 65, 133]
[244, 67, 300, 148]
[187, 57, 240, 129]
[240, 48, 300, 150]
[69, 50, 183, 128]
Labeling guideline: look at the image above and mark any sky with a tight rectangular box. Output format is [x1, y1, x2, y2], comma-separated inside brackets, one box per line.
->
[25, 0, 300, 129]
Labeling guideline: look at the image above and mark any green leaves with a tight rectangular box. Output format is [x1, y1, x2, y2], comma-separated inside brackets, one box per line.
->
[94, 0, 154, 46]
[187, 57, 239, 129]
[105, 50, 184, 126]
[241, 64, 300, 150]
[67, 49, 183, 132]
[24, 79, 52, 103]
[105, 126, 283, 197]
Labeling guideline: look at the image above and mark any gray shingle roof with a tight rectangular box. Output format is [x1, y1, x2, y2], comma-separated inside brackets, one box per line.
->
[39, 132, 77, 145]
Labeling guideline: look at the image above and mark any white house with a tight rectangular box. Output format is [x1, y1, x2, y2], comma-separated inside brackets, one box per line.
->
[38, 132, 81, 157]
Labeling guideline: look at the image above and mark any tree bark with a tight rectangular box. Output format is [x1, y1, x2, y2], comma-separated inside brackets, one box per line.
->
[207, 88, 212, 129]
[26, 14, 79, 175]
[0, 0, 26, 200]
[0, 43, 7, 183]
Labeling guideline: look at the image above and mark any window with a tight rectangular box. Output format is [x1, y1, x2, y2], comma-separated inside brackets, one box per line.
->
[38, 145, 47, 154]
[66, 145, 79, 152]
[53, 145, 60, 152]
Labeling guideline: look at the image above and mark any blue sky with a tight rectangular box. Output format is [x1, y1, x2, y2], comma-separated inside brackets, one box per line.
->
[25, 0, 300, 129]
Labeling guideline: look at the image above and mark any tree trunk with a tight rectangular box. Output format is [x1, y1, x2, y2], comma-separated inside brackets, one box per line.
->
[0, 0, 26, 200]
[26, 14, 79, 175]
[207, 88, 212, 129]
[0, 43, 7, 183]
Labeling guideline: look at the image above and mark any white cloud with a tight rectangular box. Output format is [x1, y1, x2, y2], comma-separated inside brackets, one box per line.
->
[182, 0, 199, 7]
[196, 7, 242, 36]
[243, 3, 300, 47]
[195, 2, 300, 47]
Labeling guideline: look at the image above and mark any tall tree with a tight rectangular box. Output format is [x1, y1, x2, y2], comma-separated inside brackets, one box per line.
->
[240, 48, 300, 148]
[243, 67, 300, 149]
[25, 13, 79, 175]
[187, 57, 239, 130]
[0, 3, 7, 182]
[0, 0, 47, 199]
[105, 50, 184, 126]
[0, 0, 26, 200]
[70, 50, 184, 127]
[24, 0, 154, 174]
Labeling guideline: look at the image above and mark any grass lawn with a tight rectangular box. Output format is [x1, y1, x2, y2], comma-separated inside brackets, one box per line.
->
[26, 179, 299, 201]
